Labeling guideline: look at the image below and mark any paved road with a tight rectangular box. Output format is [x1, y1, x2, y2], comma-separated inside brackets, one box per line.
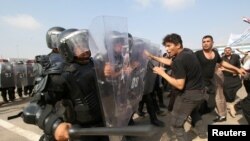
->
[0, 87, 248, 141]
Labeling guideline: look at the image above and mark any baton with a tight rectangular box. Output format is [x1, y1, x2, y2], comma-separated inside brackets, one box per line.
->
[69, 125, 157, 138]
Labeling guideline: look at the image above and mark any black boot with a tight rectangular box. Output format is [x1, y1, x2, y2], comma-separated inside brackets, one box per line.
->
[138, 96, 145, 117]
[1, 89, 9, 103]
[17, 88, 23, 98]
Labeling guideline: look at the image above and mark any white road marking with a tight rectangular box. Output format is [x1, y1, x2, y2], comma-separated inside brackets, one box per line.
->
[0, 119, 40, 141]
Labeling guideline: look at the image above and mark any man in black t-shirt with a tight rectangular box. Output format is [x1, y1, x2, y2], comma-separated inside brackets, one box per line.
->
[195, 47, 222, 118]
[193, 35, 246, 123]
[145, 33, 207, 140]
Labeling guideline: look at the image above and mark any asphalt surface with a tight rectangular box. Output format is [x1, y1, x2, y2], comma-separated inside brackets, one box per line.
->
[0, 87, 248, 141]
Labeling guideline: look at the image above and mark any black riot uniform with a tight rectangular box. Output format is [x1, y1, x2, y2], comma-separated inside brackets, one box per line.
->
[133, 39, 164, 127]
[22, 29, 108, 141]
[0, 59, 15, 102]
[30, 26, 65, 94]
[14, 61, 27, 98]
[138, 59, 165, 127]
[24, 60, 35, 96]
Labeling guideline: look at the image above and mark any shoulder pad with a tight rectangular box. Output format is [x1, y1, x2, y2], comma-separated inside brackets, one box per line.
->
[33, 75, 49, 93]
[46, 62, 65, 74]
[64, 63, 78, 73]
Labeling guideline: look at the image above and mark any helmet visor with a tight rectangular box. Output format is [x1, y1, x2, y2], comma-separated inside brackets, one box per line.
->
[63, 30, 90, 57]
[48, 31, 61, 49]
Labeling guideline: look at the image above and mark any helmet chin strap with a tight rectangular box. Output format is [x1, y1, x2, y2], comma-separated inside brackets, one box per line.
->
[52, 48, 59, 53]
[72, 50, 91, 64]
[74, 56, 91, 64]
[76, 59, 90, 64]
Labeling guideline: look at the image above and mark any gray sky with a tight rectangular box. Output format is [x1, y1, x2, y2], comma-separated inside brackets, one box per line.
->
[0, 0, 250, 59]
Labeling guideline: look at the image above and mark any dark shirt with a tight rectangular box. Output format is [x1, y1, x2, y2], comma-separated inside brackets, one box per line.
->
[22, 60, 105, 140]
[222, 54, 241, 76]
[45, 61, 103, 125]
[48, 52, 65, 65]
[0, 62, 15, 88]
[143, 60, 157, 94]
[171, 48, 204, 92]
[195, 50, 222, 79]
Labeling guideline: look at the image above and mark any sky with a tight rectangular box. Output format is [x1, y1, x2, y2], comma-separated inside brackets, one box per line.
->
[0, 0, 250, 59]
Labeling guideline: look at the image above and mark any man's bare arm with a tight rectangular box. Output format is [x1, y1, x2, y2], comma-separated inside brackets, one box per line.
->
[221, 60, 246, 76]
[144, 50, 172, 66]
[153, 67, 185, 90]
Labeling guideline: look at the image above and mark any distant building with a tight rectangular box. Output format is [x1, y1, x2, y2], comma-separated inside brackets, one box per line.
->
[8, 58, 29, 63]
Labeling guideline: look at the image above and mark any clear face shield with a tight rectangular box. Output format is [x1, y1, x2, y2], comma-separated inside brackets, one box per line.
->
[63, 30, 90, 59]
[48, 31, 61, 49]
[113, 37, 125, 54]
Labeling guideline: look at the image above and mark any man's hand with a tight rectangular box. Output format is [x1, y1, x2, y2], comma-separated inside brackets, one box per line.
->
[238, 68, 247, 76]
[218, 66, 225, 71]
[153, 67, 165, 76]
[54, 122, 72, 141]
[104, 63, 113, 77]
[144, 50, 153, 59]
[124, 66, 133, 75]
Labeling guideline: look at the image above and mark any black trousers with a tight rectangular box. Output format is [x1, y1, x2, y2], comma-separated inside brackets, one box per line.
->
[170, 90, 205, 141]
[1, 88, 8, 102]
[241, 80, 250, 124]
[192, 77, 216, 126]
[138, 93, 158, 121]
[0, 87, 15, 102]
[243, 80, 250, 95]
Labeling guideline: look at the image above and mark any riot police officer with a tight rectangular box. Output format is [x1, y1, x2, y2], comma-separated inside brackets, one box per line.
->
[13, 61, 27, 98]
[31, 27, 65, 91]
[24, 60, 35, 96]
[22, 29, 108, 141]
[93, 30, 134, 129]
[0, 59, 15, 102]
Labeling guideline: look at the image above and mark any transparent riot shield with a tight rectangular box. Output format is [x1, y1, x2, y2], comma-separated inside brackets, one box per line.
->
[13, 62, 28, 89]
[143, 41, 161, 95]
[89, 16, 132, 141]
[0, 62, 15, 89]
[126, 38, 151, 112]
[149, 43, 161, 67]
[26, 62, 35, 86]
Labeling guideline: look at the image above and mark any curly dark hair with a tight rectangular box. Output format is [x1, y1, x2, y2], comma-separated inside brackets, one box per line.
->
[162, 33, 183, 48]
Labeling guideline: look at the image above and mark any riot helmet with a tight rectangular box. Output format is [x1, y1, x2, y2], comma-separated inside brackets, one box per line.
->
[58, 29, 90, 63]
[46, 26, 65, 49]
[35, 55, 42, 63]
[105, 31, 126, 55]
[131, 39, 147, 61]
[35, 55, 50, 67]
